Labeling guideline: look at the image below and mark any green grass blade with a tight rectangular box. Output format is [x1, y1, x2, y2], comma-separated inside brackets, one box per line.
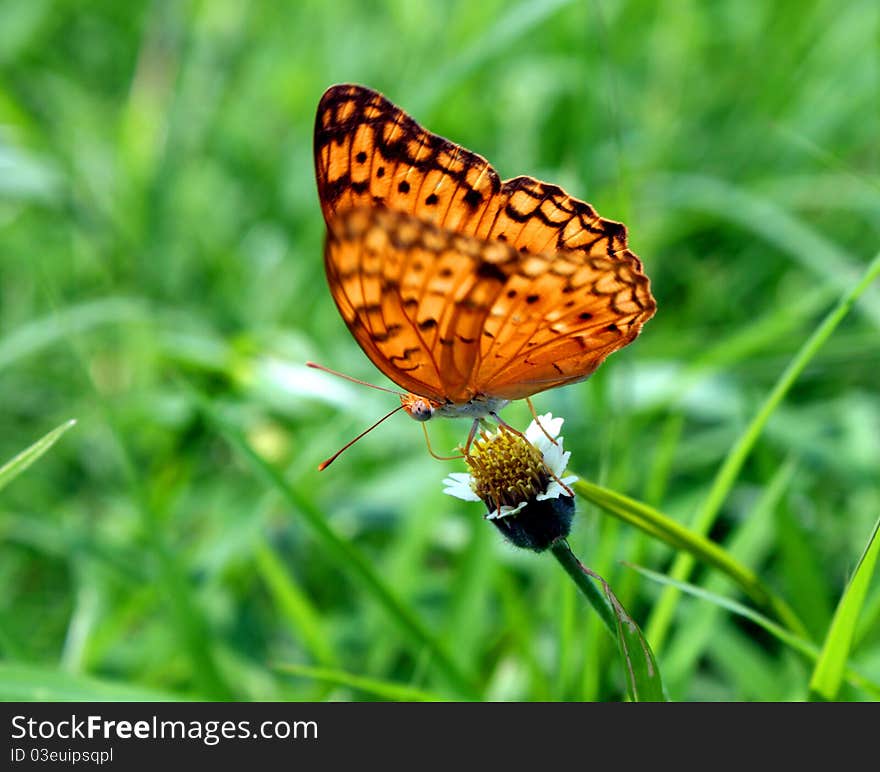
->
[86, 398, 235, 700]
[411, 0, 575, 112]
[191, 387, 478, 698]
[607, 589, 665, 702]
[646, 248, 880, 652]
[0, 298, 149, 369]
[0, 663, 188, 701]
[275, 663, 447, 702]
[656, 175, 880, 328]
[628, 565, 880, 700]
[573, 479, 806, 637]
[254, 539, 339, 668]
[662, 460, 796, 688]
[809, 517, 880, 701]
[0, 419, 77, 493]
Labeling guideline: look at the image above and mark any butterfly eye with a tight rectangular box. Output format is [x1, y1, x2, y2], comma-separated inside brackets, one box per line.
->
[402, 396, 434, 422]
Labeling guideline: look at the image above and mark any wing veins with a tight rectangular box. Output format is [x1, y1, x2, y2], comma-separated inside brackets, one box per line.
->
[393, 233, 447, 398]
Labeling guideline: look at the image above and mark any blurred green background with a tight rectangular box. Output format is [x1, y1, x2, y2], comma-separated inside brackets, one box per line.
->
[1, 0, 878, 701]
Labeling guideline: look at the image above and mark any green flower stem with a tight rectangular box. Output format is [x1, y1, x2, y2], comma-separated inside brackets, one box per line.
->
[550, 539, 617, 637]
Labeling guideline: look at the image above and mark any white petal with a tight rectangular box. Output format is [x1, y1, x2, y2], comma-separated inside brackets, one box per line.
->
[536, 484, 560, 501]
[485, 501, 527, 520]
[530, 416, 568, 460]
[442, 472, 481, 502]
[544, 415, 564, 437]
[537, 480, 569, 501]
[550, 448, 571, 477]
[525, 413, 563, 447]
[443, 486, 481, 502]
[524, 418, 542, 445]
[532, 434, 552, 458]
[541, 438, 566, 473]
[535, 470, 579, 501]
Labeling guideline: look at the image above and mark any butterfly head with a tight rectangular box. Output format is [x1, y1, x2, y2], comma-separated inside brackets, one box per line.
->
[401, 393, 440, 422]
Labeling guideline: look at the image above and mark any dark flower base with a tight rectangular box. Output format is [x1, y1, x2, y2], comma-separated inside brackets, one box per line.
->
[489, 495, 575, 552]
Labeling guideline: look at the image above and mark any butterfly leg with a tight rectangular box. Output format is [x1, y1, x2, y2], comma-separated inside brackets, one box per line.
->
[462, 418, 481, 457]
[466, 419, 502, 517]
[526, 397, 559, 447]
[489, 411, 573, 498]
[421, 423, 465, 462]
[488, 411, 529, 439]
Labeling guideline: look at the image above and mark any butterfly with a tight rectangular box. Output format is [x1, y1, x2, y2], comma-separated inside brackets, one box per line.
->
[311, 83, 655, 468]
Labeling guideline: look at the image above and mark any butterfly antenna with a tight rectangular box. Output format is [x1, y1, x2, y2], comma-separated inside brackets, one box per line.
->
[306, 361, 405, 396]
[317, 404, 405, 471]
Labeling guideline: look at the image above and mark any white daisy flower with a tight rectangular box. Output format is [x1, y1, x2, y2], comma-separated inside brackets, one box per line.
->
[442, 413, 578, 521]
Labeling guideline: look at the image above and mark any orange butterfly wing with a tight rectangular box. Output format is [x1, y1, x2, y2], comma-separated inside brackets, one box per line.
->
[315, 84, 500, 233]
[315, 84, 655, 404]
[324, 206, 482, 403]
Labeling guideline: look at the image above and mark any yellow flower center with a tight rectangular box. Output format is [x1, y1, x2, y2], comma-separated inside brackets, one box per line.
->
[465, 426, 551, 512]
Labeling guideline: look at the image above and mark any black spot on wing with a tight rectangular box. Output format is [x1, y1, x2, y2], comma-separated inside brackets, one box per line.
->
[389, 346, 421, 364]
[371, 324, 403, 342]
[476, 261, 507, 283]
[463, 189, 483, 208]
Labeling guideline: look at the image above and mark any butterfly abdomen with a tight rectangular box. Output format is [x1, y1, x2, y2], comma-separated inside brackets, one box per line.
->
[434, 396, 509, 420]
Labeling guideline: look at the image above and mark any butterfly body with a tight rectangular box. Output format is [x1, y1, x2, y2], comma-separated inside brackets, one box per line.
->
[314, 84, 655, 439]
[401, 393, 510, 423]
